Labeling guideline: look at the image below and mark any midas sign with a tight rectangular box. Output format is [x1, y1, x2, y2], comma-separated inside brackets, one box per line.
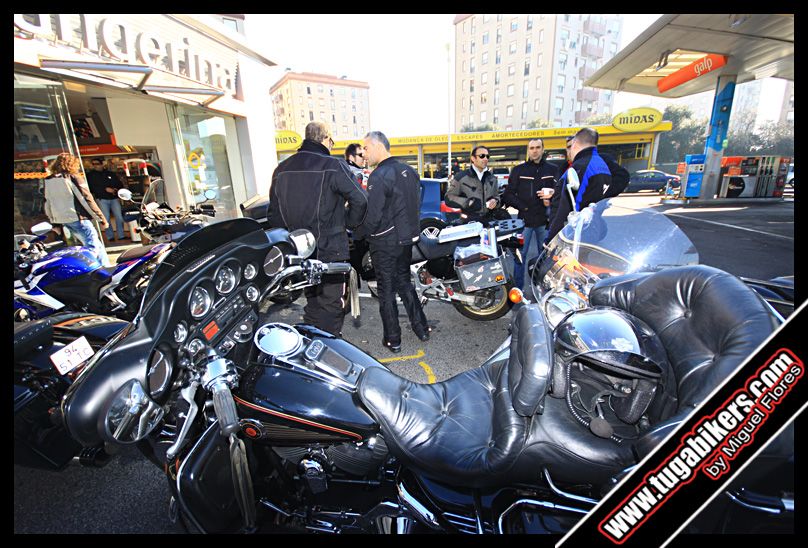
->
[275, 131, 302, 151]
[612, 108, 663, 132]
[657, 54, 728, 94]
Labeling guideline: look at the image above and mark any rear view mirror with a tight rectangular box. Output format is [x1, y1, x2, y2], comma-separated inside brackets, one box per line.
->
[31, 222, 53, 236]
[289, 229, 316, 259]
[117, 188, 133, 201]
[203, 189, 217, 201]
[104, 379, 164, 444]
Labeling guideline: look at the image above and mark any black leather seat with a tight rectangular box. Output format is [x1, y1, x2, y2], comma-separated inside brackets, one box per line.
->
[14, 318, 53, 360]
[116, 243, 161, 264]
[510, 265, 778, 486]
[358, 265, 778, 489]
[413, 234, 477, 261]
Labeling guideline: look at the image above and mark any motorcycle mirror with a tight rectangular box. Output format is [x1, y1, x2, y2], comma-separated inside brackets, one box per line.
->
[566, 167, 580, 192]
[104, 379, 164, 444]
[30, 222, 53, 236]
[289, 229, 316, 259]
[117, 188, 133, 201]
[144, 202, 160, 213]
[203, 189, 217, 201]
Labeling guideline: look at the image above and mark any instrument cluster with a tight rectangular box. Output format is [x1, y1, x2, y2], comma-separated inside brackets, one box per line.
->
[171, 258, 264, 363]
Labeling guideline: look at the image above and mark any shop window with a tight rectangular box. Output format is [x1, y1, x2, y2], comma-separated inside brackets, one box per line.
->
[175, 106, 240, 219]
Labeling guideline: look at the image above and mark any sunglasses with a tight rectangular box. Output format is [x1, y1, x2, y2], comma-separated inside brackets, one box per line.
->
[355, 152, 364, 158]
[476, 154, 490, 159]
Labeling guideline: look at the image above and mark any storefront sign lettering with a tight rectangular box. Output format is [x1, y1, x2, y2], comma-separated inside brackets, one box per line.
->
[612, 107, 663, 132]
[14, 14, 235, 93]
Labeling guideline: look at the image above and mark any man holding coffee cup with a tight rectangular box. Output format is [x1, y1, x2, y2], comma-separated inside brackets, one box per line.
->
[502, 138, 559, 290]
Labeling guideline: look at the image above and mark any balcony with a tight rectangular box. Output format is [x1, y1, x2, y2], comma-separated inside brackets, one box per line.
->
[579, 65, 596, 81]
[583, 19, 607, 37]
[582, 42, 603, 58]
[577, 88, 599, 103]
[574, 111, 591, 124]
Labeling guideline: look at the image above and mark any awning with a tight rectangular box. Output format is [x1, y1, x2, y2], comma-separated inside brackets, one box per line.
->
[39, 59, 225, 107]
[586, 14, 794, 98]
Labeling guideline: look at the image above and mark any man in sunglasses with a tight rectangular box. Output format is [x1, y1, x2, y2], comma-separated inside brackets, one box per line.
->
[445, 146, 509, 222]
[344, 143, 367, 186]
[268, 121, 368, 337]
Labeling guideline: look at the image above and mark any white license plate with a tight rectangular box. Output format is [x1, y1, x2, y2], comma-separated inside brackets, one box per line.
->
[49, 336, 95, 375]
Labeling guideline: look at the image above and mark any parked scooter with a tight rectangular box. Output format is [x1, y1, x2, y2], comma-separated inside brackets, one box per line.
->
[13, 215, 171, 322]
[59, 213, 790, 534]
[125, 178, 216, 244]
[357, 218, 524, 320]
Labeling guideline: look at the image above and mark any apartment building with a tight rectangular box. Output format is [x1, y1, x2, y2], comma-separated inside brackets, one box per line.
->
[270, 72, 370, 140]
[453, 14, 623, 131]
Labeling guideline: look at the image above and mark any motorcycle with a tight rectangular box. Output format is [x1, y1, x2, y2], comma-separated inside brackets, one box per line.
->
[126, 178, 216, 245]
[356, 218, 524, 321]
[15, 311, 128, 470]
[59, 208, 791, 534]
[13, 217, 172, 322]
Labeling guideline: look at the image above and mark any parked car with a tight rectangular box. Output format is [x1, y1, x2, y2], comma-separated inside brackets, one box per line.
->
[626, 169, 681, 193]
[785, 163, 794, 188]
[491, 167, 510, 194]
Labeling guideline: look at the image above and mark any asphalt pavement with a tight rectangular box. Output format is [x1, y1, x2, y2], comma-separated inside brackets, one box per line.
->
[14, 194, 795, 533]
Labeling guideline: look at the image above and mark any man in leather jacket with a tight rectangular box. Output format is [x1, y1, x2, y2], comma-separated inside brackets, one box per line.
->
[503, 138, 558, 290]
[268, 121, 368, 336]
[353, 131, 429, 353]
[445, 146, 509, 222]
[547, 128, 613, 241]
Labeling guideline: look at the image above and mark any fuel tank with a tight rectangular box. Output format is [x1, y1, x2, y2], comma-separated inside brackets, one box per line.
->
[235, 327, 387, 445]
[31, 246, 102, 286]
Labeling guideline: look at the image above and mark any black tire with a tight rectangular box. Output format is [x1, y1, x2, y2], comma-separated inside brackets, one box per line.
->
[419, 218, 446, 240]
[451, 283, 514, 321]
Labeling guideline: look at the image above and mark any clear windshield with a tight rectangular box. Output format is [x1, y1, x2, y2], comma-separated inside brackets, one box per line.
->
[142, 178, 168, 210]
[549, 199, 698, 277]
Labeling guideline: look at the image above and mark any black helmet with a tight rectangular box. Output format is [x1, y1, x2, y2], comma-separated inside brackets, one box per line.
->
[554, 307, 671, 426]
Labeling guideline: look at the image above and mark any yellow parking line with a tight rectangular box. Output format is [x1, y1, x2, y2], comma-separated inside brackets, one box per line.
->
[378, 349, 425, 363]
[418, 361, 437, 384]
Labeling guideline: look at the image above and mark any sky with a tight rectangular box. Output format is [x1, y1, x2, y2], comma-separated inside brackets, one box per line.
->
[248, 14, 666, 137]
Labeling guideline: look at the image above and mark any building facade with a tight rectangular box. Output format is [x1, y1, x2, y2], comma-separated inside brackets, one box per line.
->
[270, 72, 370, 141]
[13, 13, 279, 239]
[453, 14, 623, 131]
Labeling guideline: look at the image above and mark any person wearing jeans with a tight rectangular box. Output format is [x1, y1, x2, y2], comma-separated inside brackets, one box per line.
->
[64, 219, 110, 266]
[86, 158, 126, 241]
[502, 138, 559, 290]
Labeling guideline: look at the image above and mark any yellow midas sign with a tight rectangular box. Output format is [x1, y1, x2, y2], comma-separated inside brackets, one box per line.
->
[612, 108, 663, 132]
[275, 131, 302, 151]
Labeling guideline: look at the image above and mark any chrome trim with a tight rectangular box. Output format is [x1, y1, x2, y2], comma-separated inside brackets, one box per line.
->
[496, 498, 589, 534]
[397, 481, 440, 529]
[725, 490, 792, 515]
[166, 381, 199, 460]
[543, 468, 598, 505]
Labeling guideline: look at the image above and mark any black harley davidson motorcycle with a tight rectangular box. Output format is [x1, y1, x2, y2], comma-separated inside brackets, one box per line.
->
[60, 210, 793, 534]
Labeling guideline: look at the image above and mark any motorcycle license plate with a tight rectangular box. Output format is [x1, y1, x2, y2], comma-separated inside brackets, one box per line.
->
[49, 336, 94, 375]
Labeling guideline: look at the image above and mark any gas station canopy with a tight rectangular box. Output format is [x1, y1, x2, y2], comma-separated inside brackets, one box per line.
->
[586, 14, 794, 98]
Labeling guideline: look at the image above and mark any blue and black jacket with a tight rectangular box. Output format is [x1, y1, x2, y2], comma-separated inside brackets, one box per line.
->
[547, 146, 611, 241]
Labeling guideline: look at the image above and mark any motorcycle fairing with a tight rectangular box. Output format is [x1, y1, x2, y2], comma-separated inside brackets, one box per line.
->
[31, 246, 102, 284]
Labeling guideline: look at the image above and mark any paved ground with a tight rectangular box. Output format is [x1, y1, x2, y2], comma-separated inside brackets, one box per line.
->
[14, 194, 795, 533]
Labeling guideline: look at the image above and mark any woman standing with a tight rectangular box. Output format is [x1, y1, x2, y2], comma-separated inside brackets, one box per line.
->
[43, 152, 111, 265]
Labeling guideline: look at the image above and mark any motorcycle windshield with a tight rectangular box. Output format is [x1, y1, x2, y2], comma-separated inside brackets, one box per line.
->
[140, 218, 263, 309]
[141, 178, 168, 211]
[551, 199, 698, 276]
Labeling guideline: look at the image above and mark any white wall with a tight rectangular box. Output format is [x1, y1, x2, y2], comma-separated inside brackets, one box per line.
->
[105, 96, 188, 209]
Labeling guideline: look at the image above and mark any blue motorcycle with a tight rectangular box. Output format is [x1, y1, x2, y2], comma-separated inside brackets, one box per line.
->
[13, 222, 172, 322]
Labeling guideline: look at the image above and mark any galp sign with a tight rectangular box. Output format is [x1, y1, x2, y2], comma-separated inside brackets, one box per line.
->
[657, 54, 728, 94]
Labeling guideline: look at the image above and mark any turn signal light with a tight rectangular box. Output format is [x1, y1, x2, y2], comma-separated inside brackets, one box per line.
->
[508, 288, 524, 304]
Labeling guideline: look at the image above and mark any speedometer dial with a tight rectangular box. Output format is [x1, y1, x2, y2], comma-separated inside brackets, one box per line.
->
[190, 286, 212, 319]
[215, 264, 238, 295]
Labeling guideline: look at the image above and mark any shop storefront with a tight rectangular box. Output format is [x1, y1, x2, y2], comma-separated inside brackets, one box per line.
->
[13, 14, 279, 241]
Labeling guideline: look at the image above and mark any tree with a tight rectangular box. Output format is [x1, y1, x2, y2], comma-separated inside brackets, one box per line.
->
[656, 105, 708, 164]
[582, 113, 613, 125]
[725, 111, 793, 157]
[527, 118, 551, 129]
[460, 123, 494, 132]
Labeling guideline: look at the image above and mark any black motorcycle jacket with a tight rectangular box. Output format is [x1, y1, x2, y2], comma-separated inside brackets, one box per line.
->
[268, 139, 368, 261]
[502, 158, 559, 227]
[353, 157, 421, 246]
[444, 167, 501, 218]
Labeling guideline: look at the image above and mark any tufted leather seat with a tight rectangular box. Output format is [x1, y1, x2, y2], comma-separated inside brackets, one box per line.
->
[358, 264, 778, 489]
[509, 265, 778, 486]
